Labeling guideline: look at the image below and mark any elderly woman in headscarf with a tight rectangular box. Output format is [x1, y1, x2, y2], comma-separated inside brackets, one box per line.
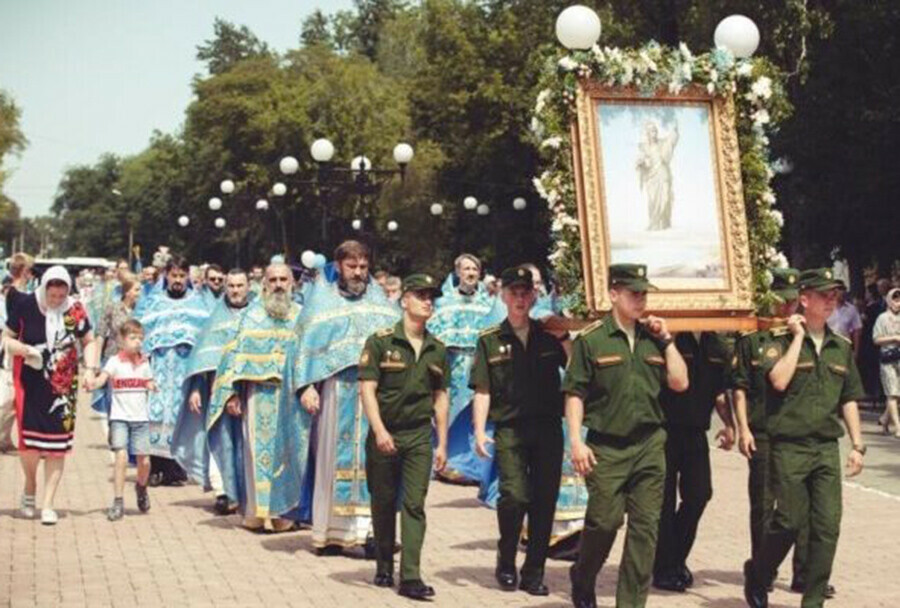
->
[874, 287, 900, 437]
[3, 265, 97, 525]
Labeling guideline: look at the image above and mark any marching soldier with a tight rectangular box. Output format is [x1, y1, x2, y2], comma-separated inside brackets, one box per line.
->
[563, 263, 689, 608]
[359, 273, 450, 600]
[733, 268, 831, 596]
[744, 268, 866, 608]
[653, 330, 737, 591]
[470, 265, 569, 596]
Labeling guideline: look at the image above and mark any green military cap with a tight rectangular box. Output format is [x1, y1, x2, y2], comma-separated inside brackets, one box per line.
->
[798, 267, 844, 292]
[770, 267, 800, 302]
[608, 263, 656, 292]
[500, 265, 534, 290]
[402, 273, 442, 298]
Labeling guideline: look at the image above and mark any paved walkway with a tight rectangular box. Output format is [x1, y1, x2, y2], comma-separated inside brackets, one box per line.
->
[1, 404, 898, 607]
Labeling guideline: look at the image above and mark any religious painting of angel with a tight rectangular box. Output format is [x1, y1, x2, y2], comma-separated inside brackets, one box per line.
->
[570, 85, 753, 317]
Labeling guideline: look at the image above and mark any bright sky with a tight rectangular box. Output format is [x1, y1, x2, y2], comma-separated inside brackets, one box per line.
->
[0, 0, 353, 217]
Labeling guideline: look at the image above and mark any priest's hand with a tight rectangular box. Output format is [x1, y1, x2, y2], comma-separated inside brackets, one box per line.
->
[301, 386, 320, 415]
[188, 390, 202, 415]
[374, 429, 396, 455]
[433, 444, 447, 473]
[225, 395, 242, 417]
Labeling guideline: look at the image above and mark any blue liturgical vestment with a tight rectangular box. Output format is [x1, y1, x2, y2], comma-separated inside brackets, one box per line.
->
[171, 299, 246, 487]
[426, 274, 496, 483]
[208, 300, 309, 521]
[293, 277, 399, 548]
[137, 289, 210, 457]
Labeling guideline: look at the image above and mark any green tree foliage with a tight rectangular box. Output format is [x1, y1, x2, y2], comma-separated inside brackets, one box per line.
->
[46, 2, 895, 284]
[196, 18, 272, 76]
[0, 89, 28, 251]
[775, 0, 900, 284]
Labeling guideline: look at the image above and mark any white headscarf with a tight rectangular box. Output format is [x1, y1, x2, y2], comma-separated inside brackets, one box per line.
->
[35, 265, 73, 346]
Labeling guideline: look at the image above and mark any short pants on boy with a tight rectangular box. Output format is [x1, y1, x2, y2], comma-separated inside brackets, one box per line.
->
[109, 420, 150, 455]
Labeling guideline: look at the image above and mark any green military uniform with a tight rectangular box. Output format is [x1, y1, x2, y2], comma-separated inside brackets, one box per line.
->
[469, 266, 567, 590]
[654, 331, 734, 585]
[748, 268, 865, 608]
[731, 268, 808, 580]
[563, 264, 672, 608]
[359, 275, 450, 586]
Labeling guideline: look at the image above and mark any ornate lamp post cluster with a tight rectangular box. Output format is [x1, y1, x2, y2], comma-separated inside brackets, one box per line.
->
[178, 138, 415, 255]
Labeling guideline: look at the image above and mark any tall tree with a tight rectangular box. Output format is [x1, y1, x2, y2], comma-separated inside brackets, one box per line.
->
[196, 18, 272, 76]
[301, 9, 333, 48]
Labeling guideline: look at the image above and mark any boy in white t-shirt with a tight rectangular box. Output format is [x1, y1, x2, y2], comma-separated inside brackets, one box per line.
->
[90, 319, 157, 521]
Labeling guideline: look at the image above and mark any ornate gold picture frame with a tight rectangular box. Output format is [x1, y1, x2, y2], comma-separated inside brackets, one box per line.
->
[571, 81, 754, 327]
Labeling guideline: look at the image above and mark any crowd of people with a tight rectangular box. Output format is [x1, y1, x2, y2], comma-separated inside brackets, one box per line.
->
[0, 244, 898, 607]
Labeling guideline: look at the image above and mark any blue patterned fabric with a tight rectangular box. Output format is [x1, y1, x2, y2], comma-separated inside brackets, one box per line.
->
[171, 301, 246, 486]
[427, 274, 497, 483]
[292, 279, 399, 386]
[292, 278, 399, 518]
[208, 300, 310, 519]
[137, 290, 210, 457]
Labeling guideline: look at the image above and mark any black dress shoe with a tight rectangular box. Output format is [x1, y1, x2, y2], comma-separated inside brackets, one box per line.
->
[518, 579, 549, 596]
[679, 565, 694, 588]
[653, 572, 686, 593]
[569, 564, 597, 608]
[825, 584, 836, 598]
[315, 544, 344, 556]
[743, 560, 768, 608]
[495, 567, 517, 591]
[373, 573, 394, 588]
[397, 580, 435, 600]
[213, 494, 231, 516]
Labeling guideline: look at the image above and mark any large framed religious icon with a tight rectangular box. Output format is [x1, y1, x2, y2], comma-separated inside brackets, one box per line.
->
[570, 82, 755, 330]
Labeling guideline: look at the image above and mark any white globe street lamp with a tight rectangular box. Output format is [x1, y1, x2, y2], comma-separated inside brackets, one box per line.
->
[555, 5, 602, 50]
[430, 203, 443, 216]
[714, 15, 760, 59]
[463, 196, 478, 211]
[214, 217, 226, 229]
[178, 215, 190, 227]
[279, 156, 300, 175]
[220, 179, 235, 194]
[208, 197, 222, 211]
[351, 155, 372, 173]
[272, 182, 287, 197]
[256, 199, 269, 211]
[477, 204, 490, 216]
[301, 250, 316, 269]
[313, 254, 327, 269]
[310, 138, 335, 163]
[513, 197, 527, 211]
[351, 219, 362, 230]
[387, 220, 398, 232]
[393, 143, 414, 165]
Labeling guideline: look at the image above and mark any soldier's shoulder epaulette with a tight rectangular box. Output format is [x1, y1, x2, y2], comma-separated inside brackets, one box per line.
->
[770, 326, 791, 337]
[834, 332, 852, 345]
[577, 319, 605, 337]
[478, 325, 501, 337]
[739, 329, 758, 338]
[375, 327, 394, 338]
[432, 334, 446, 347]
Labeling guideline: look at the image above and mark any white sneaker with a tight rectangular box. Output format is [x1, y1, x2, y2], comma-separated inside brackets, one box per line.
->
[40, 508, 58, 525]
[19, 495, 35, 519]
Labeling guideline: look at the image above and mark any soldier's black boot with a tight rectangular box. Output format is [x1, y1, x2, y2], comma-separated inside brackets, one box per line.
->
[743, 560, 768, 608]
